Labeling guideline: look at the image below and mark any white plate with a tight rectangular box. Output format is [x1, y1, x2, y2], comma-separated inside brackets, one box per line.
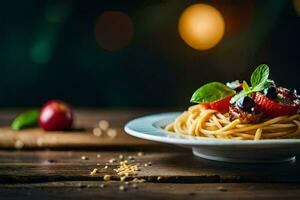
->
[124, 112, 300, 163]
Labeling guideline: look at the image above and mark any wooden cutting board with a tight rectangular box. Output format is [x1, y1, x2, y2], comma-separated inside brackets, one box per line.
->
[0, 127, 161, 150]
[0, 109, 165, 149]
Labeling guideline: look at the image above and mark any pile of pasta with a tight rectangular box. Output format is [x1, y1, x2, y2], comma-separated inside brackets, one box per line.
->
[165, 104, 300, 140]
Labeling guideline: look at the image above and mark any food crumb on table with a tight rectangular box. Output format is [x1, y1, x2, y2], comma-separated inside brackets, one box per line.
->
[217, 186, 228, 192]
[137, 152, 144, 156]
[14, 140, 24, 149]
[103, 174, 111, 181]
[107, 128, 117, 138]
[90, 168, 98, 176]
[99, 120, 110, 130]
[93, 128, 102, 137]
[81, 156, 88, 160]
[119, 185, 126, 191]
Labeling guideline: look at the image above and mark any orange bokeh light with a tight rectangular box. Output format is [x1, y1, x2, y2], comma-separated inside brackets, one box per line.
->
[178, 4, 225, 50]
[293, 0, 300, 16]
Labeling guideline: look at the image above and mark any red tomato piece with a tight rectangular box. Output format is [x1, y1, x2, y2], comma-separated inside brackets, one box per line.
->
[253, 92, 299, 118]
[208, 96, 232, 113]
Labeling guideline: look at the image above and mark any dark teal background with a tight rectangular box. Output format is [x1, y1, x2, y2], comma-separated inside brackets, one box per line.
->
[0, 0, 299, 107]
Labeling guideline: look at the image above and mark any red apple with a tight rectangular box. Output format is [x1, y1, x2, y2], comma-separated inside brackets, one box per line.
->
[39, 100, 73, 131]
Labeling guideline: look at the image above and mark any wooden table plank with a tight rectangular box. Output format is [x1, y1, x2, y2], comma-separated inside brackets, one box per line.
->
[1, 182, 300, 200]
[0, 109, 169, 149]
[0, 127, 164, 149]
[1, 150, 300, 183]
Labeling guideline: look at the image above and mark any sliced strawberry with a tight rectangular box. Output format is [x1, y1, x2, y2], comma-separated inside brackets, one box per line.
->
[253, 92, 299, 118]
[208, 96, 232, 113]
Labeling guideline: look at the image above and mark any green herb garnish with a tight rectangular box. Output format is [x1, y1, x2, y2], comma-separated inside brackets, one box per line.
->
[230, 64, 270, 104]
[11, 109, 39, 130]
[190, 64, 272, 105]
[190, 82, 236, 103]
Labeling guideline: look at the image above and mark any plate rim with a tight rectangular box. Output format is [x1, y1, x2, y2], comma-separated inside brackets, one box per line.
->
[124, 112, 300, 147]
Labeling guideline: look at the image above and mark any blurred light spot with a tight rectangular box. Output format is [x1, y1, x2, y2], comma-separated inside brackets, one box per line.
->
[293, 0, 300, 16]
[178, 4, 225, 50]
[95, 11, 134, 51]
[45, 4, 72, 23]
[30, 40, 52, 64]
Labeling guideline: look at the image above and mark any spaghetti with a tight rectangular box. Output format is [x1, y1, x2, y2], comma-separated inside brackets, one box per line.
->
[165, 104, 300, 140]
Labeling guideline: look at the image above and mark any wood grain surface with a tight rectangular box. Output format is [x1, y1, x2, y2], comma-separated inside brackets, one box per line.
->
[1, 182, 300, 200]
[0, 109, 300, 200]
[0, 109, 164, 149]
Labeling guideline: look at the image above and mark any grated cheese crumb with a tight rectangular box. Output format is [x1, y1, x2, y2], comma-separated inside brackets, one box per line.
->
[90, 168, 98, 176]
[132, 178, 146, 183]
[99, 120, 109, 130]
[81, 156, 88, 160]
[107, 128, 117, 138]
[114, 160, 140, 176]
[120, 176, 126, 182]
[103, 175, 111, 181]
[137, 152, 144, 156]
[93, 128, 102, 137]
[119, 185, 126, 191]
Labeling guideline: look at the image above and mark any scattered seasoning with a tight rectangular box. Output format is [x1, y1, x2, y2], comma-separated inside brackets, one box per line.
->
[144, 163, 148, 167]
[157, 176, 162, 181]
[103, 175, 111, 182]
[119, 154, 124, 160]
[127, 156, 134, 161]
[124, 181, 129, 185]
[115, 160, 139, 176]
[100, 183, 105, 188]
[103, 165, 108, 169]
[132, 178, 146, 183]
[99, 120, 109, 130]
[120, 176, 126, 182]
[107, 128, 117, 138]
[81, 156, 88, 160]
[147, 162, 152, 166]
[93, 128, 102, 137]
[217, 186, 228, 192]
[119, 185, 126, 191]
[90, 168, 98, 176]
[97, 163, 101, 166]
[14, 140, 24, 149]
[97, 154, 101, 158]
[109, 158, 116, 163]
[132, 184, 138, 189]
[137, 152, 144, 157]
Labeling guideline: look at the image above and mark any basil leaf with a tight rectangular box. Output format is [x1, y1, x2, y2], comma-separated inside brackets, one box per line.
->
[252, 80, 272, 92]
[230, 90, 246, 104]
[190, 82, 235, 103]
[11, 110, 39, 130]
[250, 64, 269, 88]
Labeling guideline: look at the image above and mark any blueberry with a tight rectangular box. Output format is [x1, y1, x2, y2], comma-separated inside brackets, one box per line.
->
[263, 86, 277, 99]
[236, 96, 255, 113]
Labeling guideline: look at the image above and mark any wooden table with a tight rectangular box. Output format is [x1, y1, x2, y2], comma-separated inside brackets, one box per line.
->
[1, 109, 300, 200]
